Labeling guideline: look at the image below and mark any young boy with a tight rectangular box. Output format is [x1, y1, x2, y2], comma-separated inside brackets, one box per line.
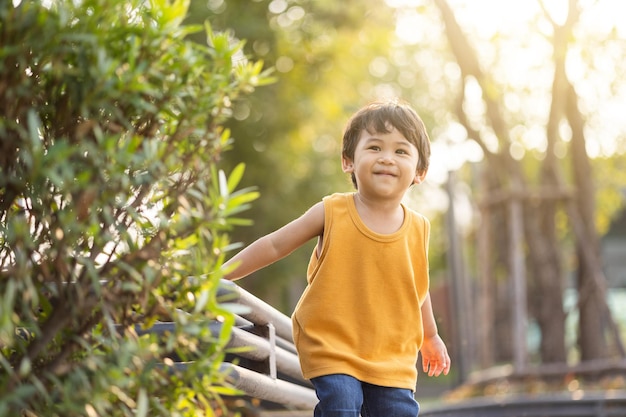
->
[224, 100, 450, 417]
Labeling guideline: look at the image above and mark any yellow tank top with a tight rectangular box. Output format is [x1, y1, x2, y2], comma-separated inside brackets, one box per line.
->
[292, 192, 430, 390]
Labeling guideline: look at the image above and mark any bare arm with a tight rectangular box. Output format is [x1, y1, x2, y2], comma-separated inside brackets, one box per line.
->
[420, 293, 451, 377]
[223, 201, 325, 281]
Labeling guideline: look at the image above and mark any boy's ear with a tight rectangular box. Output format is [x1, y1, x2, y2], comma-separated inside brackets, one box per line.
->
[414, 169, 427, 184]
[342, 156, 354, 173]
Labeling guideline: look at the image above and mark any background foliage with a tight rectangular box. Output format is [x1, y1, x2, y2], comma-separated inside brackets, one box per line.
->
[0, 0, 271, 415]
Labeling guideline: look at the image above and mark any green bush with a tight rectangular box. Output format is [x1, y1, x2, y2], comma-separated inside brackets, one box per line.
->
[0, 0, 272, 415]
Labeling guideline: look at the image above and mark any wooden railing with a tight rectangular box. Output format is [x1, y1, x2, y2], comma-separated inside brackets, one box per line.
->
[131, 279, 316, 411]
[215, 279, 317, 410]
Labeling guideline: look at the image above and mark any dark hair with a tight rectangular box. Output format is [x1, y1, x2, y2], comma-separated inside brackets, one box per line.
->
[342, 99, 431, 189]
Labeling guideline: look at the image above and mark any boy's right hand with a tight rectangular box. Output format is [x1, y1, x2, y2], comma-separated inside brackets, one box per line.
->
[421, 334, 451, 377]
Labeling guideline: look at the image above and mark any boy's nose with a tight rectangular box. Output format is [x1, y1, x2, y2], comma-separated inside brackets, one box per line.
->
[378, 154, 395, 164]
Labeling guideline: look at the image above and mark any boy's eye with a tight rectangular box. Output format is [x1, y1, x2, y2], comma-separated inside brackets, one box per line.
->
[369, 146, 381, 151]
[396, 149, 407, 154]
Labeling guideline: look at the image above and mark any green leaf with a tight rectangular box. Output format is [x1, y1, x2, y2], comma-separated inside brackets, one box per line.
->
[218, 169, 228, 199]
[226, 163, 246, 193]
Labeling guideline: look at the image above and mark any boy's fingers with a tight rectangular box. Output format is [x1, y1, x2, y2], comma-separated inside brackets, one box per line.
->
[423, 354, 450, 377]
[440, 355, 449, 375]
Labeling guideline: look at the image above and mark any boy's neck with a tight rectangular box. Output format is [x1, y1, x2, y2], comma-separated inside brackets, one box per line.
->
[353, 192, 405, 234]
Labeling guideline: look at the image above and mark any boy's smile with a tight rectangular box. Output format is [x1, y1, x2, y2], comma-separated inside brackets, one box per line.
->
[373, 167, 398, 176]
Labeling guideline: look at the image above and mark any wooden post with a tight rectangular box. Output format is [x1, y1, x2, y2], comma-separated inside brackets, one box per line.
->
[477, 197, 494, 368]
[508, 187, 528, 373]
[446, 170, 471, 382]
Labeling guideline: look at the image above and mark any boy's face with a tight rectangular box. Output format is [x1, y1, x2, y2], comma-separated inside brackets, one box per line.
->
[342, 125, 426, 197]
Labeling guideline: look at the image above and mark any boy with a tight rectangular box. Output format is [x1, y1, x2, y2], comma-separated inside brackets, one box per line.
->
[224, 100, 450, 417]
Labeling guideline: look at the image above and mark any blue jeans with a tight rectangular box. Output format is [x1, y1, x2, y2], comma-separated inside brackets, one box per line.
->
[311, 374, 420, 417]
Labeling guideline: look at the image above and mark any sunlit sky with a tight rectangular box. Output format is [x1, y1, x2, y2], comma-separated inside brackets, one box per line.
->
[385, 0, 626, 190]
[389, 0, 626, 40]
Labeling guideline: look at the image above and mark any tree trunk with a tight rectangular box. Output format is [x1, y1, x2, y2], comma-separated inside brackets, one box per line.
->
[434, 0, 568, 366]
[523, 186, 567, 363]
[521, 10, 574, 365]
[565, 84, 624, 359]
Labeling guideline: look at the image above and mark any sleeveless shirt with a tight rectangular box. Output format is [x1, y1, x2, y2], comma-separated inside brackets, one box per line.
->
[292, 192, 430, 390]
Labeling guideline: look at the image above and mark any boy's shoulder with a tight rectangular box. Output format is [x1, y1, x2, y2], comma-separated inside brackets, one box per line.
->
[403, 204, 430, 226]
[321, 192, 354, 207]
[322, 192, 353, 201]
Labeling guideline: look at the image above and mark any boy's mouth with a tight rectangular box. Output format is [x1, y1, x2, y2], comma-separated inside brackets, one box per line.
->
[374, 170, 397, 177]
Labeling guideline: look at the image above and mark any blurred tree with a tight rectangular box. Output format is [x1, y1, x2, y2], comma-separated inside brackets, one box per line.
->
[426, 0, 626, 368]
[0, 0, 271, 415]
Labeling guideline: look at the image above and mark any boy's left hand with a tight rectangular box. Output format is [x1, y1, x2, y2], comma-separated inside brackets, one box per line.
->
[421, 334, 451, 377]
